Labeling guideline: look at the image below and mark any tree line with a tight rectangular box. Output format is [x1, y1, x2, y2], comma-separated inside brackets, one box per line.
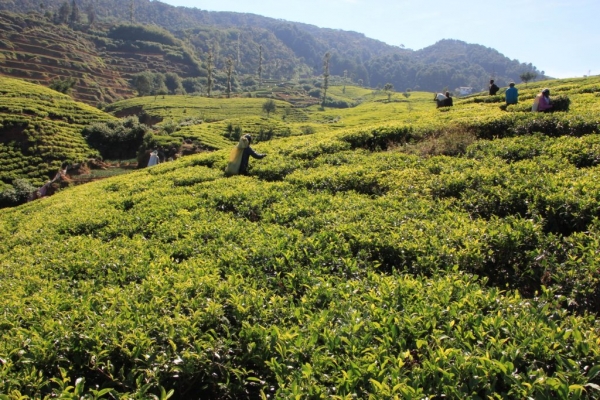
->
[3, 0, 545, 93]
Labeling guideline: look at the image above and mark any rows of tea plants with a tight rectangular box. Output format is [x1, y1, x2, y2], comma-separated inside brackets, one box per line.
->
[0, 76, 115, 186]
[123, 77, 600, 155]
[3, 118, 600, 398]
[105, 96, 300, 124]
[173, 117, 309, 150]
[3, 76, 600, 398]
[102, 76, 600, 165]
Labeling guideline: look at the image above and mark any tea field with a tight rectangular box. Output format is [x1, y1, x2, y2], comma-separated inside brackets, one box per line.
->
[2, 76, 600, 398]
[0, 76, 115, 189]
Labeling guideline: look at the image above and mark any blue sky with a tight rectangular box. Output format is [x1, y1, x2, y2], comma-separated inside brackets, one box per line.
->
[160, 0, 598, 79]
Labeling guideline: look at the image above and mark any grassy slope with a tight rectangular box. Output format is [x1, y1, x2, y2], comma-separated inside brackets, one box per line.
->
[2, 77, 600, 398]
[0, 76, 115, 186]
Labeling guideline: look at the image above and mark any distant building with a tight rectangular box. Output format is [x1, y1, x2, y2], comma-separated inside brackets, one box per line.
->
[458, 87, 473, 96]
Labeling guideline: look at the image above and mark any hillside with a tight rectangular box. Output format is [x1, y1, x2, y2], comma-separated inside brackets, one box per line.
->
[0, 2, 543, 93]
[0, 12, 203, 105]
[2, 76, 600, 398]
[0, 76, 115, 191]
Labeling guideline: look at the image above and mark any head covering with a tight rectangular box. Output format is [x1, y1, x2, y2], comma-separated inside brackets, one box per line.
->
[236, 136, 249, 149]
[542, 88, 550, 94]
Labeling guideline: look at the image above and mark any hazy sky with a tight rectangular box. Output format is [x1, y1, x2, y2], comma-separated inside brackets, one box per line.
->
[157, 0, 598, 79]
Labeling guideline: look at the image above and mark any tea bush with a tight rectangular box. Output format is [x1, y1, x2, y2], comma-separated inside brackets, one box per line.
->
[0, 76, 114, 188]
[3, 75, 600, 398]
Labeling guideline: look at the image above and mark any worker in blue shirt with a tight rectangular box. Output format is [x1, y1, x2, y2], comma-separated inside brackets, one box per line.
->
[505, 82, 519, 105]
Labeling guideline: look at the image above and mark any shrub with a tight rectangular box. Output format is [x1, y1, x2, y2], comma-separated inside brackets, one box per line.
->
[322, 99, 351, 108]
[0, 179, 36, 208]
[474, 95, 503, 103]
[225, 123, 243, 141]
[405, 127, 477, 157]
[49, 77, 77, 94]
[550, 95, 571, 112]
[308, 88, 321, 98]
[182, 77, 203, 94]
[108, 24, 178, 46]
[301, 126, 316, 135]
[137, 132, 182, 163]
[83, 117, 149, 160]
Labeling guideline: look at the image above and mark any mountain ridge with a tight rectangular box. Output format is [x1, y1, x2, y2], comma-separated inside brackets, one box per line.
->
[0, 0, 544, 94]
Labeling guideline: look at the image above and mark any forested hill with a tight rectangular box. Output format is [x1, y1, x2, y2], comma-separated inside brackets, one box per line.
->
[2, 0, 544, 92]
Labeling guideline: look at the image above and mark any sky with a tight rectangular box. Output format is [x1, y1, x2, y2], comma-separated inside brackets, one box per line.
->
[157, 0, 599, 79]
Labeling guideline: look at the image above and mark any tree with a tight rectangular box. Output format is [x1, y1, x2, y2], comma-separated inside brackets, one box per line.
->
[82, 117, 149, 160]
[322, 52, 330, 107]
[258, 45, 263, 88]
[56, 1, 70, 24]
[225, 57, 234, 98]
[402, 91, 412, 112]
[520, 71, 537, 87]
[86, 3, 95, 26]
[69, 0, 80, 26]
[164, 72, 182, 94]
[131, 72, 152, 96]
[129, 0, 135, 23]
[384, 82, 394, 102]
[182, 77, 202, 94]
[237, 32, 241, 66]
[262, 99, 276, 117]
[151, 74, 167, 98]
[206, 49, 213, 97]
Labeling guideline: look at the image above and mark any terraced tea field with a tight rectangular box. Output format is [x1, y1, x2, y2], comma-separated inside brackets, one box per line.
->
[0, 76, 114, 189]
[0, 12, 202, 105]
[2, 75, 600, 399]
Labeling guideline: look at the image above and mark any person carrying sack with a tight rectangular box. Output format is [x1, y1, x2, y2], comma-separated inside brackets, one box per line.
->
[225, 136, 248, 175]
[532, 88, 552, 112]
[225, 135, 266, 175]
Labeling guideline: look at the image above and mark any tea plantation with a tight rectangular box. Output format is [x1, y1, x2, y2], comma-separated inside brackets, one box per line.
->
[2, 76, 600, 399]
[0, 76, 115, 190]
